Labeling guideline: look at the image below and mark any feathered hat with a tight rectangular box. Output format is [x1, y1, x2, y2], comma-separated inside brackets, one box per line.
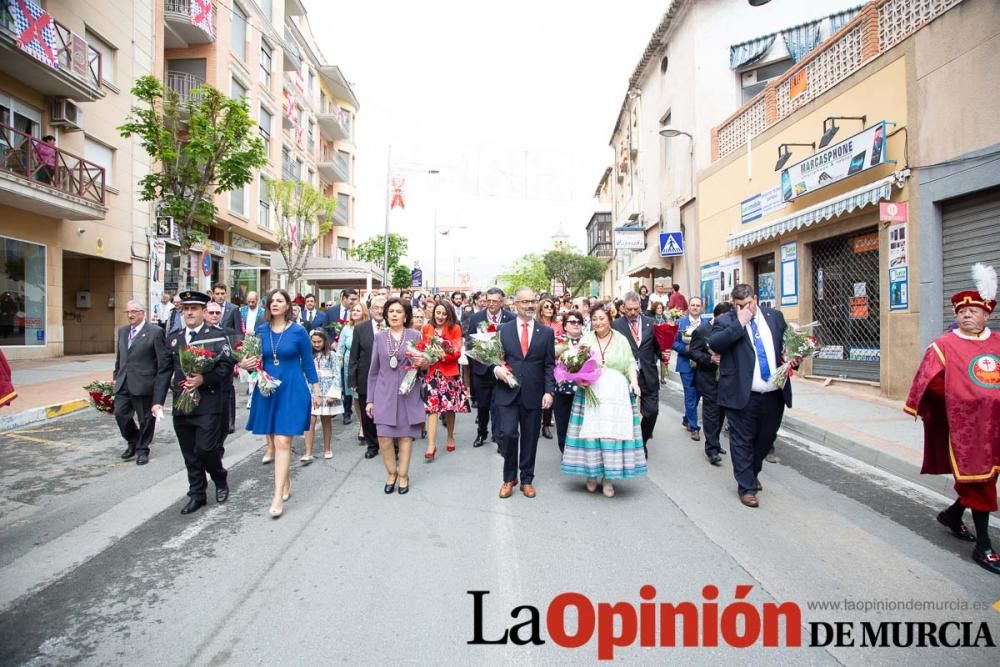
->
[951, 263, 997, 314]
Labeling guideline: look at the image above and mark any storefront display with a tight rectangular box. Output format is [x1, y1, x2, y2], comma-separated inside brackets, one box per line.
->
[0, 236, 45, 346]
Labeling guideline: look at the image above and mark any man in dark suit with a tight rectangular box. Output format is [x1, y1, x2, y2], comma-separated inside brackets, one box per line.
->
[154, 291, 235, 515]
[689, 302, 732, 466]
[326, 288, 359, 325]
[492, 287, 555, 499]
[464, 287, 515, 449]
[613, 292, 668, 456]
[709, 284, 793, 509]
[113, 300, 171, 465]
[349, 295, 385, 459]
[212, 283, 243, 334]
[205, 301, 240, 449]
[167, 294, 184, 334]
[300, 293, 327, 332]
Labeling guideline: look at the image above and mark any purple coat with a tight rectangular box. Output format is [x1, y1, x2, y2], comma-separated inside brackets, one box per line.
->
[367, 328, 425, 428]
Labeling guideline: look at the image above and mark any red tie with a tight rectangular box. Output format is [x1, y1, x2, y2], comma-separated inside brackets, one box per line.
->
[520, 322, 529, 357]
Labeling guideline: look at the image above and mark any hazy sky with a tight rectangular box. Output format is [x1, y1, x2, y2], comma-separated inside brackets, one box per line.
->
[303, 0, 667, 287]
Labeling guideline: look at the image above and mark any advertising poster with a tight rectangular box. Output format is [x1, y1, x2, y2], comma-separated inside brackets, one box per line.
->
[889, 266, 909, 310]
[757, 272, 776, 307]
[740, 186, 787, 224]
[148, 238, 166, 316]
[888, 222, 907, 268]
[780, 121, 888, 201]
[780, 242, 798, 306]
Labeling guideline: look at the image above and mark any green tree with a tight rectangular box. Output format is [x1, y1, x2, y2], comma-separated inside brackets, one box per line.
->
[496, 253, 549, 296]
[119, 75, 267, 289]
[543, 249, 606, 297]
[391, 264, 412, 289]
[268, 180, 336, 286]
[350, 233, 409, 271]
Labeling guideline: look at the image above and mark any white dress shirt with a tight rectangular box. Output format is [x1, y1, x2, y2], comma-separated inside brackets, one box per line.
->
[494, 317, 536, 379]
[747, 308, 779, 393]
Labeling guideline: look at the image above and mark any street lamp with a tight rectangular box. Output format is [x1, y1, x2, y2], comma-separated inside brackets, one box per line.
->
[659, 126, 696, 299]
[434, 220, 468, 294]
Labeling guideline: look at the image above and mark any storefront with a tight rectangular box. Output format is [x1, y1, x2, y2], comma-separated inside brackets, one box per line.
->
[162, 240, 226, 295]
[0, 235, 45, 348]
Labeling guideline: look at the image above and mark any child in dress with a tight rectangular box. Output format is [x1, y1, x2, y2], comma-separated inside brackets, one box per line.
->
[302, 329, 343, 462]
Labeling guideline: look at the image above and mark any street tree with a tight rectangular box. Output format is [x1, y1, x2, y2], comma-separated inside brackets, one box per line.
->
[350, 233, 409, 271]
[269, 180, 337, 286]
[543, 249, 606, 297]
[391, 264, 412, 289]
[496, 253, 549, 296]
[119, 75, 267, 289]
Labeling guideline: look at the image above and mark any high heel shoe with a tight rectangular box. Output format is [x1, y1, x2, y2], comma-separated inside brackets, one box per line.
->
[269, 504, 283, 518]
[282, 489, 291, 502]
[424, 447, 436, 462]
[446, 439, 456, 452]
[398, 477, 409, 495]
[384, 474, 398, 494]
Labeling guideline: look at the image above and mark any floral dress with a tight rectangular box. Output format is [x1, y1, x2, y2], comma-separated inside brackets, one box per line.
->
[312, 352, 344, 417]
[420, 324, 471, 415]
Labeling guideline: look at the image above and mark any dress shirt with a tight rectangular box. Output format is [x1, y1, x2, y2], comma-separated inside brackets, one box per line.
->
[747, 308, 778, 393]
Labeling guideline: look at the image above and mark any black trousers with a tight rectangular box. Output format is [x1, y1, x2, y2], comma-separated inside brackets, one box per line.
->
[701, 391, 726, 458]
[638, 383, 659, 445]
[357, 391, 379, 449]
[174, 413, 227, 501]
[216, 386, 235, 455]
[342, 367, 353, 418]
[726, 391, 784, 496]
[114, 392, 155, 454]
[553, 392, 574, 453]
[496, 403, 541, 484]
[473, 375, 497, 439]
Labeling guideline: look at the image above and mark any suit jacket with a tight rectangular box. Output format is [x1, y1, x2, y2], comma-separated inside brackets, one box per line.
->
[300, 308, 327, 333]
[612, 315, 661, 392]
[167, 309, 184, 334]
[325, 304, 347, 324]
[220, 302, 243, 335]
[211, 324, 241, 395]
[348, 319, 379, 396]
[464, 308, 516, 378]
[688, 320, 719, 398]
[708, 307, 792, 410]
[113, 322, 171, 397]
[153, 324, 235, 414]
[493, 318, 555, 409]
[239, 305, 265, 333]
[672, 314, 706, 375]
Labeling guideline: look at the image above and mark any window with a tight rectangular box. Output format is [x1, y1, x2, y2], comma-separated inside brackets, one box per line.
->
[258, 0, 273, 22]
[337, 193, 350, 220]
[231, 76, 247, 101]
[336, 236, 349, 260]
[295, 158, 303, 181]
[259, 107, 272, 145]
[307, 168, 314, 186]
[308, 69, 315, 93]
[307, 119, 314, 152]
[230, 186, 246, 216]
[260, 41, 273, 87]
[258, 178, 271, 228]
[84, 138, 114, 186]
[231, 3, 248, 61]
[86, 30, 115, 85]
[0, 236, 46, 347]
[740, 58, 793, 103]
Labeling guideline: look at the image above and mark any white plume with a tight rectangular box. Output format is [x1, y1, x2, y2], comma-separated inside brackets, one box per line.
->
[972, 263, 997, 301]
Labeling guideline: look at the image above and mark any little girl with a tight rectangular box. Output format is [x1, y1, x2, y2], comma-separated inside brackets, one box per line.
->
[302, 329, 343, 463]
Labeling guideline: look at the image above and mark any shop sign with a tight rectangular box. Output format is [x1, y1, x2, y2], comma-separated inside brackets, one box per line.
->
[740, 186, 787, 224]
[818, 345, 844, 360]
[849, 347, 881, 362]
[879, 201, 908, 222]
[411, 267, 423, 288]
[780, 121, 889, 201]
[789, 70, 808, 100]
[852, 233, 879, 254]
[231, 233, 261, 251]
[614, 228, 646, 250]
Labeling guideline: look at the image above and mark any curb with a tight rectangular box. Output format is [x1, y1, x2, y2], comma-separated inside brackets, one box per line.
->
[0, 399, 90, 433]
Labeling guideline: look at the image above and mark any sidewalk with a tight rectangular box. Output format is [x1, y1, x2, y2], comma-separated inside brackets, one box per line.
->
[0, 354, 115, 432]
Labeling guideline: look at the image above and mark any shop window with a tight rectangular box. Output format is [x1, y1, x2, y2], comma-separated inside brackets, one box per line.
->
[0, 236, 46, 346]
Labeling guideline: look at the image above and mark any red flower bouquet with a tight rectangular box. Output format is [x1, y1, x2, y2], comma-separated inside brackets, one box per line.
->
[83, 380, 114, 415]
[174, 345, 217, 414]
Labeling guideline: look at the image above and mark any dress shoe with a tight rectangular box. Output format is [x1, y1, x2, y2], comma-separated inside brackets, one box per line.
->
[216, 483, 229, 503]
[424, 447, 436, 462]
[681, 418, 689, 429]
[521, 483, 536, 498]
[136, 452, 149, 466]
[181, 498, 206, 515]
[384, 474, 397, 494]
[937, 512, 976, 542]
[709, 454, 722, 466]
[398, 478, 410, 495]
[357, 434, 365, 442]
[756, 481, 763, 491]
[740, 494, 759, 508]
[542, 426, 553, 440]
[343, 415, 352, 425]
[120, 447, 136, 460]
[499, 481, 515, 499]
[364, 448, 379, 459]
[972, 548, 1000, 575]
[719, 448, 727, 454]
[690, 430, 701, 441]
[473, 435, 486, 448]
[766, 453, 780, 463]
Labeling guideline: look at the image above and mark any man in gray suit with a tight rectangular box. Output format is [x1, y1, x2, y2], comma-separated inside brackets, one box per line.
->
[113, 300, 171, 465]
[212, 283, 244, 335]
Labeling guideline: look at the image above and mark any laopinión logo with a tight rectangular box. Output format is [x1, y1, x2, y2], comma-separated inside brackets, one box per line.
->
[467, 587, 996, 660]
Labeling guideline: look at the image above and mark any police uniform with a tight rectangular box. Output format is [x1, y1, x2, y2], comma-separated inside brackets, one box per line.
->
[211, 323, 242, 453]
[154, 291, 235, 514]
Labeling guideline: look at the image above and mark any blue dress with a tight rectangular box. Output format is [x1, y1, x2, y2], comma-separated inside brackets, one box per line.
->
[246, 322, 318, 436]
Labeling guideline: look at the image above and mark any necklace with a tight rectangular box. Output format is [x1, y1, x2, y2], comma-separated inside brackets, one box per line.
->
[595, 331, 614, 363]
[269, 322, 289, 366]
[387, 328, 404, 369]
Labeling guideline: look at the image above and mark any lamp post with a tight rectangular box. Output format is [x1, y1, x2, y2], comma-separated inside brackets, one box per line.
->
[659, 126, 696, 297]
[434, 221, 468, 294]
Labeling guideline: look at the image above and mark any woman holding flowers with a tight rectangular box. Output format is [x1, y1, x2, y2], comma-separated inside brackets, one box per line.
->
[561, 303, 647, 497]
[421, 302, 470, 461]
[302, 329, 342, 464]
[366, 298, 427, 495]
[337, 302, 367, 438]
[241, 288, 319, 518]
[553, 311, 585, 453]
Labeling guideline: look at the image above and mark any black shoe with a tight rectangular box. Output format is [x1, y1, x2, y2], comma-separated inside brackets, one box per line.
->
[719, 448, 727, 455]
[542, 426, 553, 440]
[937, 511, 976, 542]
[343, 415, 352, 425]
[972, 548, 1000, 575]
[398, 481, 409, 495]
[384, 475, 397, 494]
[136, 452, 149, 466]
[491, 435, 498, 444]
[121, 447, 136, 460]
[216, 483, 229, 503]
[709, 454, 722, 466]
[473, 435, 486, 447]
[364, 448, 379, 459]
[181, 498, 206, 515]
[421, 429, 427, 440]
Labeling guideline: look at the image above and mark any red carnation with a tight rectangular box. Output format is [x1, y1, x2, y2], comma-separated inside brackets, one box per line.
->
[486, 323, 497, 333]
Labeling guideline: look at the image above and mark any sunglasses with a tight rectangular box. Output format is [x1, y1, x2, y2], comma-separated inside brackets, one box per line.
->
[565, 319, 582, 325]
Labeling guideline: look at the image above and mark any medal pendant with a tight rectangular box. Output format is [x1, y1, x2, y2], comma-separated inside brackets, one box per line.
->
[389, 356, 399, 369]
[273, 358, 280, 366]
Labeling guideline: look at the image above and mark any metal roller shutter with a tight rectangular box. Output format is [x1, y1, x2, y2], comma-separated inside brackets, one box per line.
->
[941, 186, 1000, 330]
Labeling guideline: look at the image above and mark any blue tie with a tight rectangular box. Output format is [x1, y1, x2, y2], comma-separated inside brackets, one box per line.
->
[749, 319, 771, 382]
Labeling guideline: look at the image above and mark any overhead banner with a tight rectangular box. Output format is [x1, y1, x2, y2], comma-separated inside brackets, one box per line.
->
[780, 121, 889, 201]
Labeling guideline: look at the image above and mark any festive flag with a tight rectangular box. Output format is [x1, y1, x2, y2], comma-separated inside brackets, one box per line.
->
[390, 176, 406, 209]
[10, 0, 58, 68]
[190, 0, 214, 36]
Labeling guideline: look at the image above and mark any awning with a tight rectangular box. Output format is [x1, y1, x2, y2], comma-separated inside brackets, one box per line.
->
[627, 247, 672, 277]
[727, 171, 908, 252]
[730, 34, 776, 69]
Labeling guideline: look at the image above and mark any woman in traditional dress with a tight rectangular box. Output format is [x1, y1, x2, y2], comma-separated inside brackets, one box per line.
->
[561, 303, 647, 497]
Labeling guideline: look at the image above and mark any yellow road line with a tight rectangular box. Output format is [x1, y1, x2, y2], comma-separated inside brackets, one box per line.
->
[44, 400, 89, 419]
[2, 433, 74, 448]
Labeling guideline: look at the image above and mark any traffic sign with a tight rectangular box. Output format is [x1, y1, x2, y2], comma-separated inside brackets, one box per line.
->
[659, 232, 684, 257]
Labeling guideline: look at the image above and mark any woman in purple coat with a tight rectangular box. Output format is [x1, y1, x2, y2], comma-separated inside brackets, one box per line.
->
[366, 297, 428, 495]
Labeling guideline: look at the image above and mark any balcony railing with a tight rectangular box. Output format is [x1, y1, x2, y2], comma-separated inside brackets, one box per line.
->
[588, 241, 613, 258]
[165, 70, 204, 102]
[712, 0, 964, 161]
[0, 122, 106, 205]
[164, 0, 217, 46]
[282, 28, 301, 71]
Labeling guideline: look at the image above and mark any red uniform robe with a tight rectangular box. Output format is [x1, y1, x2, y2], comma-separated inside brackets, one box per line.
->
[904, 328, 1000, 511]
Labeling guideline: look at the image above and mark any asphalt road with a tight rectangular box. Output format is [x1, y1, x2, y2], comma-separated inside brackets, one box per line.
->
[0, 387, 997, 665]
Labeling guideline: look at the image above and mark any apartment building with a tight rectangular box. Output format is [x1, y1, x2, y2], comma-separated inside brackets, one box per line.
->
[0, 0, 156, 359]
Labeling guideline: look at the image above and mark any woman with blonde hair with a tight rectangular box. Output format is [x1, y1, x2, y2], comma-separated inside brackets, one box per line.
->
[337, 302, 368, 441]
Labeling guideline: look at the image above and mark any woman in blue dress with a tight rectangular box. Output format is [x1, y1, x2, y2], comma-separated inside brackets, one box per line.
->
[240, 288, 319, 518]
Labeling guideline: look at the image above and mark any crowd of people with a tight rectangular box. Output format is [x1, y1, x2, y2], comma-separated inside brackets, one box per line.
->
[111, 267, 999, 575]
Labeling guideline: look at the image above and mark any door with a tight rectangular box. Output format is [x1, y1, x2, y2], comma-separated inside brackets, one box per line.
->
[941, 186, 1000, 330]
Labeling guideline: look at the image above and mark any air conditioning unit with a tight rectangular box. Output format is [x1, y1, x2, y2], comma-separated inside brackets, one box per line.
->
[50, 98, 83, 131]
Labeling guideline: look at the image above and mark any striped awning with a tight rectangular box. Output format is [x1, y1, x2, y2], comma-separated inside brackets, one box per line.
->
[729, 34, 776, 69]
[727, 172, 908, 252]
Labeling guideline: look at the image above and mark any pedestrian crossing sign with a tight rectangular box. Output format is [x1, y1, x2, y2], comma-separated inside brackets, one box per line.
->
[659, 232, 684, 257]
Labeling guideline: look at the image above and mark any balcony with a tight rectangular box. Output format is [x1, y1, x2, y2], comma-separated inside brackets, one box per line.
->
[163, 0, 216, 48]
[165, 70, 204, 103]
[282, 29, 301, 72]
[0, 10, 103, 101]
[316, 109, 350, 142]
[318, 151, 350, 185]
[0, 122, 106, 220]
[318, 65, 360, 110]
[588, 241, 613, 259]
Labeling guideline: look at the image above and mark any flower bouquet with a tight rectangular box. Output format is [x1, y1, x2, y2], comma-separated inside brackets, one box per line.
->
[234, 334, 282, 396]
[553, 344, 602, 407]
[667, 308, 685, 323]
[466, 325, 518, 387]
[173, 345, 217, 414]
[83, 380, 115, 415]
[325, 321, 345, 343]
[398, 336, 448, 395]
[768, 321, 820, 389]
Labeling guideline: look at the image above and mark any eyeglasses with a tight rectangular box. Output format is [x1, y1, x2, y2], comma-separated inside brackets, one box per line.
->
[565, 319, 582, 325]
[124, 310, 142, 315]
